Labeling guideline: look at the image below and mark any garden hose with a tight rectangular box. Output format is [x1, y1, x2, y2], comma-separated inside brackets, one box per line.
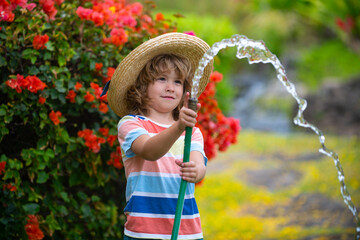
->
[171, 98, 198, 240]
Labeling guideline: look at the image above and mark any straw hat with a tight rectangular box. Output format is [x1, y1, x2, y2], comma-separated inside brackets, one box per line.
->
[106, 32, 213, 118]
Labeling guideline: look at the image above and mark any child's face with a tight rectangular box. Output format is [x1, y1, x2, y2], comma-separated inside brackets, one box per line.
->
[146, 69, 184, 117]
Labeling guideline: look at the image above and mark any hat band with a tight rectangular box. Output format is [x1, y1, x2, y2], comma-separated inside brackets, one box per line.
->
[100, 80, 111, 97]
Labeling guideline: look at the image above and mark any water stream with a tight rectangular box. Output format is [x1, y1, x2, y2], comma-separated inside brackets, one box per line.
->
[191, 34, 360, 239]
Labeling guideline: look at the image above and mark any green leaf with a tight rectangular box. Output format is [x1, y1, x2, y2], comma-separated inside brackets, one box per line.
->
[45, 214, 61, 231]
[80, 204, 92, 218]
[22, 49, 39, 59]
[0, 108, 6, 116]
[23, 203, 40, 214]
[60, 192, 70, 202]
[39, 112, 47, 120]
[45, 41, 54, 51]
[44, 51, 52, 60]
[37, 171, 49, 183]
[58, 55, 66, 67]
[30, 56, 37, 64]
[0, 55, 6, 67]
[91, 195, 101, 202]
[77, 191, 88, 201]
[58, 205, 69, 216]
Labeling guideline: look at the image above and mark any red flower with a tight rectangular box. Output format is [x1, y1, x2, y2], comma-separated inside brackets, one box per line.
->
[54, 0, 63, 5]
[99, 102, 108, 113]
[74, 82, 83, 91]
[66, 90, 76, 103]
[38, 96, 46, 104]
[0, 161, 6, 175]
[49, 110, 62, 125]
[6, 74, 24, 93]
[95, 63, 103, 71]
[107, 147, 123, 169]
[6, 75, 46, 93]
[90, 83, 104, 100]
[33, 34, 49, 50]
[210, 71, 223, 83]
[26, 75, 47, 93]
[91, 11, 104, 26]
[107, 135, 117, 147]
[78, 129, 106, 153]
[84, 91, 95, 102]
[39, 0, 57, 20]
[25, 215, 44, 240]
[108, 28, 128, 46]
[3, 183, 17, 192]
[335, 16, 355, 33]
[103, 67, 115, 83]
[156, 13, 164, 21]
[26, 3, 37, 11]
[98, 128, 109, 136]
[76, 6, 92, 20]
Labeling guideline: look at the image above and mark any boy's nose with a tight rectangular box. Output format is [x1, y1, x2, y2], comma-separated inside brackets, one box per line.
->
[166, 82, 174, 92]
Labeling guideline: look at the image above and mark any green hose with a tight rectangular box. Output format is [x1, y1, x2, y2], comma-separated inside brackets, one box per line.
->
[171, 98, 198, 240]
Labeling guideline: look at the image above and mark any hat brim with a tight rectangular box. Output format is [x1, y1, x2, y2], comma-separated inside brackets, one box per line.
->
[107, 32, 213, 118]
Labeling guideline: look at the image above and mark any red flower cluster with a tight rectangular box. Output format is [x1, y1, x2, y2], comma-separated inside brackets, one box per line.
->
[103, 67, 115, 84]
[107, 146, 123, 169]
[335, 16, 355, 33]
[197, 71, 241, 160]
[32, 34, 49, 50]
[0, 0, 35, 22]
[39, 0, 62, 20]
[49, 110, 62, 125]
[76, 0, 167, 46]
[3, 182, 16, 191]
[78, 129, 106, 153]
[65, 90, 76, 103]
[6, 74, 47, 94]
[0, 161, 5, 175]
[25, 215, 44, 240]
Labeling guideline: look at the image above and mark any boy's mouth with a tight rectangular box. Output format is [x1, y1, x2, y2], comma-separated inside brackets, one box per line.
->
[161, 96, 175, 99]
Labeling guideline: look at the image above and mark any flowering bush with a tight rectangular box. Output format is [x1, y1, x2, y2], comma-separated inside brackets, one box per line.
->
[0, 0, 240, 239]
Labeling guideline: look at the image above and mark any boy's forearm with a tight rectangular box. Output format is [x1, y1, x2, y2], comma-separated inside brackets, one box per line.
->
[134, 123, 184, 161]
[192, 152, 206, 183]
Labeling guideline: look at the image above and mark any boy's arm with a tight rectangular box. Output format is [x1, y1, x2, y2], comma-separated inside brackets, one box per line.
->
[131, 122, 185, 161]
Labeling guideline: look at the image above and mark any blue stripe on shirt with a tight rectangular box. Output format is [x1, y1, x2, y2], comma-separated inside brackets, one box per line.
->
[126, 175, 195, 199]
[124, 195, 199, 215]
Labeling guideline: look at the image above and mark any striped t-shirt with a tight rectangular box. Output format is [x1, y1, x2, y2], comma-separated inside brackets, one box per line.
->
[118, 115, 207, 240]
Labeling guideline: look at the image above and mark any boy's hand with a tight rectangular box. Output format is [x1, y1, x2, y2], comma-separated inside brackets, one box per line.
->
[176, 92, 201, 131]
[175, 151, 206, 183]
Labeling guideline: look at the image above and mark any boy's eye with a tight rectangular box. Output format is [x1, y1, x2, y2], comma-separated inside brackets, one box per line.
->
[157, 77, 166, 81]
[175, 80, 183, 85]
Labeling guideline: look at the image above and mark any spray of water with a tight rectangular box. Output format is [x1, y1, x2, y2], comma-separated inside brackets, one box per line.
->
[192, 34, 360, 239]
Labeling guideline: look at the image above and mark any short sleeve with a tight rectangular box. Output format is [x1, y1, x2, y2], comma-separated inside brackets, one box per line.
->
[190, 128, 208, 166]
[118, 115, 149, 158]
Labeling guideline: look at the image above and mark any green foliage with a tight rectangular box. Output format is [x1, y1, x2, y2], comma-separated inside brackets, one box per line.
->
[297, 40, 360, 90]
[0, 1, 176, 239]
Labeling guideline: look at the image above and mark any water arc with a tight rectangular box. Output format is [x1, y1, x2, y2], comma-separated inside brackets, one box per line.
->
[192, 34, 360, 239]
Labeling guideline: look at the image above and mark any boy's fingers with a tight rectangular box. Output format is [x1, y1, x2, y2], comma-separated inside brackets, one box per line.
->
[183, 92, 190, 108]
[196, 103, 201, 111]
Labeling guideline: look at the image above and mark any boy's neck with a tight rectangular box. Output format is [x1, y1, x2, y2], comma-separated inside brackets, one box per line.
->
[146, 112, 175, 125]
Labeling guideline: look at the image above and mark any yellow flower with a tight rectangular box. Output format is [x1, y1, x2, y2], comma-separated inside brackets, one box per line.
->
[109, 6, 116, 13]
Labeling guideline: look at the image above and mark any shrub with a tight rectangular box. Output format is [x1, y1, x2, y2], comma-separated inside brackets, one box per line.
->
[0, 1, 240, 239]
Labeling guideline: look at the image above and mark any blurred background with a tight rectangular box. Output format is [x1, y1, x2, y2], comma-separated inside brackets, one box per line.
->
[153, 0, 360, 239]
